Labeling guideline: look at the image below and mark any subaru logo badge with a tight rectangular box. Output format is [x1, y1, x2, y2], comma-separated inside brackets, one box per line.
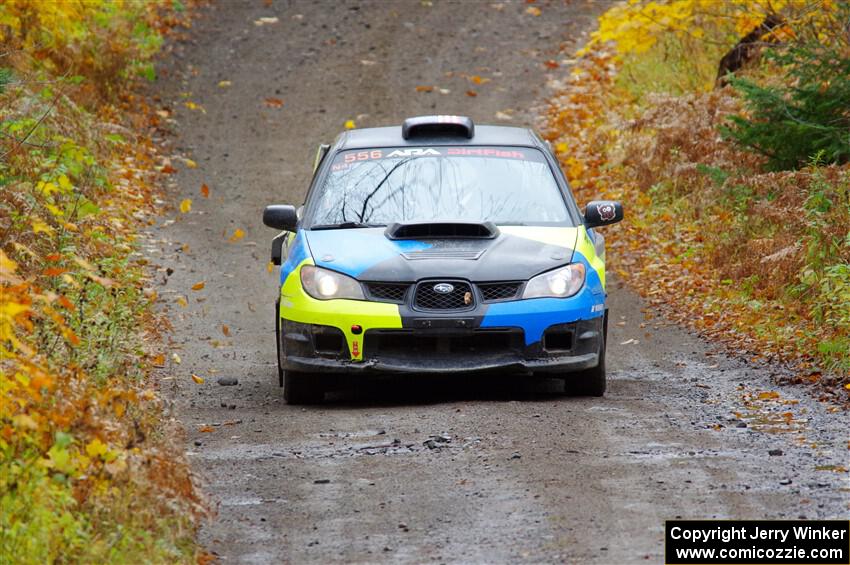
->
[433, 283, 454, 294]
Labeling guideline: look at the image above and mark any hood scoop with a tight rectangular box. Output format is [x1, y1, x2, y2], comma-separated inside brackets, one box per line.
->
[385, 221, 499, 240]
[401, 249, 484, 261]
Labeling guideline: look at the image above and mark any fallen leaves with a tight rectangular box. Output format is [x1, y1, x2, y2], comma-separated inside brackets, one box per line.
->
[415, 85, 434, 93]
[264, 97, 284, 108]
[200, 183, 210, 198]
[184, 101, 205, 113]
[344, 119, 356, 130]
[525, 6, 541, 16]
[191, 374, 205, 385]
[221, 325, 230, 337]
[191, 282, 205, 291]
[179, 199, 192, 213]
[465, 90, 478, 97]
[253, 16, 279, 26]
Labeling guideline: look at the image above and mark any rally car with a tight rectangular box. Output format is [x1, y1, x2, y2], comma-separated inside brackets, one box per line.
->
[263, 115, 623, 403]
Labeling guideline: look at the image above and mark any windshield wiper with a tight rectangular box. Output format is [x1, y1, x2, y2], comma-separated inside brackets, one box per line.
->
[310, 221, 384, 230]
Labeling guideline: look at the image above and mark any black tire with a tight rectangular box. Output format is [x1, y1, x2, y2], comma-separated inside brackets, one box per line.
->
[564, 314, 607, 397]
[564, 343, 606, 397]
[275, 300, 284, 387]
[283, 370, 325, 404]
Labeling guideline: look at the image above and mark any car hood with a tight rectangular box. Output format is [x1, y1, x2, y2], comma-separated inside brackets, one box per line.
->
[303, 226, 580, 282]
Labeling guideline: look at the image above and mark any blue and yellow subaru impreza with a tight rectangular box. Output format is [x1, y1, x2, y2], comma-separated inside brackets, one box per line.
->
[263, 116, 622, 403]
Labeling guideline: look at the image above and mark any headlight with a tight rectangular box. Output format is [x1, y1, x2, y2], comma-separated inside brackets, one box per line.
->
[523, 263, 586, 299]
[300, 265, 365, 300]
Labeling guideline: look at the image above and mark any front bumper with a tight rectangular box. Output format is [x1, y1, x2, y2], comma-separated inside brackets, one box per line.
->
[280, 317, 603, 375]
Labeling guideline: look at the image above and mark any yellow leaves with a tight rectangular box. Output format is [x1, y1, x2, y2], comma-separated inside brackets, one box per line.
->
[267, 261, 274, 273]
[14, 413, 38, 430]
[191, 281, 205, 291]
[31, 218, 54, 234]
[525, 6, 542, 17]
[58, 174, 72, 192]
[45, 203, 64, 217]
[200, 183, 210, 198]
[86, 438, 108, 458]
[757, 391, 781, 400]
[171, 352, 182, 365]
[228, 228, 245, 242]
[176, 296, 188, 308]
[218, 80, 232, 88]
[191, 374, 205, 384]
[184, 158, 198, 169]
[184, 100, 205, 113]
[344, 119, 356, 130]
[179, 198, 192, 213]
[0, 249, 18, 276]
[36, 181, 58, 196]
[468, 75, 490, 85]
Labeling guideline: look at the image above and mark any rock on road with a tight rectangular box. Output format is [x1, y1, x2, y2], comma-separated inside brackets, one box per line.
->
[147, 1, 850, 563]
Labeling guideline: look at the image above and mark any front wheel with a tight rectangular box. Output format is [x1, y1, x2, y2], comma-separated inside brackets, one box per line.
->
[283, 371, 325, 404]
[564, 314, 607, 397]
[564, 343, 606, 397]
[275, 300, 284, 387]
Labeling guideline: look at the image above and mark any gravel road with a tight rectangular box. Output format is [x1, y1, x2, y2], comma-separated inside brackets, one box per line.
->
[146, 1, 850, 562]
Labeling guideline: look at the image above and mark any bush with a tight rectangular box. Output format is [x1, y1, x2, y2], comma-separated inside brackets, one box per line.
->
[1, 1, 201, 563]
[723, 14, 850, 170]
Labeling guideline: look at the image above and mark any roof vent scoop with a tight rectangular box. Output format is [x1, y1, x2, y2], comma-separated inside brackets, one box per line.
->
[401, 115, 474, 140]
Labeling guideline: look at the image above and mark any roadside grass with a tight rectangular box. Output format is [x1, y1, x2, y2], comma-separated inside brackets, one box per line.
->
[544, 1, 850, 393]
[1, 2, 202, 562]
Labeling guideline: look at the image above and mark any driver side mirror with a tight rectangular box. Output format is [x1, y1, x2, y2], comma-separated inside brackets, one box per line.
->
[263, 205, 298, 232]
[584, 200, 623, 228]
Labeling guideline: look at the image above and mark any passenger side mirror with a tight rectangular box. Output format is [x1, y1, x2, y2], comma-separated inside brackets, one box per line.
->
[263, 205, 298, 232]
[584, 200, 623, 228]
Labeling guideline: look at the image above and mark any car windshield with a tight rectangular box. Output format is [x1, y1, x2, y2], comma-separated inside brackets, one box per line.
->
[308, 146, 571, 227]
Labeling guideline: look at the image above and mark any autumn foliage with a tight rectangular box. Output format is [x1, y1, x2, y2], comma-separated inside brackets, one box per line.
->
[545, 0, 849, 393]
[1, 1, 201, 562]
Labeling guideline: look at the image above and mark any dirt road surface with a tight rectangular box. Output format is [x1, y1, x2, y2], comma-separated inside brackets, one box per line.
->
[146, 1, 850, 562]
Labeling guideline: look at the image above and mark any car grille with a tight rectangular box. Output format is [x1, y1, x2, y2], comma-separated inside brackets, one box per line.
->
[477, 282, 522, 302]
[414, 281, 474, 311]
[364, 329, 523, 357]
[365, 283, 410, 304]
